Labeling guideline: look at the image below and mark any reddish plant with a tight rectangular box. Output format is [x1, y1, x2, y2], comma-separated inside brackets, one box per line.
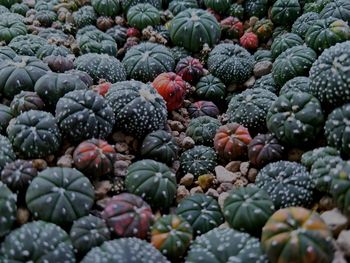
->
[175, 57, 204, 85]
[93, 81, 112, 96]
[187, 101, 220, 118]
[220, 16, 244, 39]
[240, 32, 259, 50]
[127, 27, 141, 38]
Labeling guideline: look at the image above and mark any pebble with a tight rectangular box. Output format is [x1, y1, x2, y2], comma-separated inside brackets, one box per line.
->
[321, 209, 349, 236]
[176, 185, 190, 204]
[115, 142, 129, 153]
[319, 196, 337, 211]
[31, 159, 47, 171]
[247, 168, 258, 183]
[234, 177, 249, 187]
[168, 120, 185, 132]
[206, 188, 219, 198]
[57, 155, 73, 168]
[190, 186, 203, 194]
[114, 160, 129, 177]
[94, 180, 112, 200]
[337, 230, 350, 257]
[225, 161, 241, 173]
[182, 136, 195, 150]
[180, 173, 194, 187]
[240, 162, 250, 176]
[253, 61, 273, 77]
[243, 76, 255, 88]
[218, 192, 229, 210]
[215, 166, 240, 183]
[218, 183, 234, 192]
[198, 174, 215, 191]
[16, 208, 30, 226]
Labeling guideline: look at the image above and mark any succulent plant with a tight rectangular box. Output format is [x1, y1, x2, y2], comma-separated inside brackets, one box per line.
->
[91, 0, 121, 17]
[195, 75, 226, 102]
[187, 101, 220, 118]
[0, 182, 16, 238]
[271, 33, 304, 59]
[252, 73, 277, 94]
[186, 116, 221, 146]
[243, 0, 268, 18]
[73, 5, 97, 28]
[330, 161, 350, 216]
[175, 57, 204, 85]
[127, 3, 160, 30]
[292, 12, 320, 38]
[0, 135, 16, 174]
[0, 104, 13, 134]
[10, 91, 45, 116]
[77, 29, 117, 56]
[271, 0, 301, 26]
[279, 76, 311, 95]
[319, 0, 350, 23]
[0, 16, 27, 43]
[301, 147, 340, 170]
[169, 0, 198, 16]
[8, 35, 47, 56]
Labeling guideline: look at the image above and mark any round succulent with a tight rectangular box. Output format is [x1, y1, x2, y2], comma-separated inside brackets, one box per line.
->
[252, 73, 277, 94]
[171, 46, 191, 63]
[186, 116, 221, 146]
[34, 0, 55, 11]
[279, 76, 311, 95]
[229, 3, 244, 19]
[73, 139, 116, 179]
[169, 9, 220, 52]
[204, 0, 232, 13]
[91, 0, 121, 17]
[256, 161, 315, 209]
[292, 12, 320, 38]
[309, 41, 350, 111]
[0, 56, 49, 99]
[74, 53, 126, 84]
[10, 3, 29, 16]
[25, 167, 95, 226]
[0, 221, 75, 262]
[151, 215, 192, 261]
[127, 3, 160, 30]
[243, 0, 268, 19]
[214, 123, 252, 161]
[106, 80, 167, 138]
[106, 25, 127, 47]
[77, 30, 117, 56]
[36, 45, 71, 60]
[305, 18, 350, 53]
[0, 135, 15, 174]
[272, 46, 317, 87]
[1, 160, 37, 194]
[0, 182, 16, 238]
[176, 194, 223, 236]
[38, 28, 69, 42]
[0, 16, 27, 43]
[195, 75, 226, 102]
[70, 215, 111, 255]
[73, 6, 97, 28]
[311, 156, 343, 193]
[10, 91, 45, 116]
[271, 33, 304, 59]
[301, 147, 340, 170]
[0, 46, 16, 62]
[180, 145, 217, 177]
[126, 159, 177, 208]
[0, 104, 13, 134]
[303, 0, 331, 13]
[7, 110, 61, 158]
[55, 89, 115, 142]
[248, 133, 284, 168]
[325, 103, 350, 156]
[330, 161, 350, 216]
[122, 42, 175, 83]
[35, 72, 88, 109]
[320, 0, 350, 22]
[227, 88, 277, 134]
[187, 101, 220, 118]
[254, 50, 273, 63]
[262, 207, 334, 263]
[140, 130, 178, 165]
[34, 10, 57, 27]
[220, 16, 244, 40]
[0, 0, 20, 8]
[175, 56, 204, 84]
[271, 0, 301, 26]
[266, 92, 324, 147]
[208, 43, 254, 85]
[43, 55, 74, 74]
[253, 18, 274, 42]
[101, 193, 154, 239]
[8, 35, 47, 56]
[66, 69, 94, 87]
[186, 227, 268, 263]
[81, 238, 169, 263]
[169, 0, 198, 16]
[121, 0, 162, 12]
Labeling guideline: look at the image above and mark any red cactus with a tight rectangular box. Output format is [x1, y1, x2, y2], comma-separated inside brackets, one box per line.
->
[175, 57, 204, 85]
[93, 82, 112, 96]
[127, 27, 140, 38]
[187, 101, 220, 118]
[220, 16, 244, 39]
[240, 32, 259, 50]
[152, 72, 187, 111]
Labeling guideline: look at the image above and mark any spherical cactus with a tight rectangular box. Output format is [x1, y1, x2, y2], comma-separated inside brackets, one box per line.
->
[0, 0, 20, 8]
[26, 167, 95, 226]
[91, 0, 121, 17]
[256, 161, 315, 209]
[0, 16, 27, 43]
[0, 182, 16, 238]
[186, 116, 221, 146]
[0, 135, 15, 174]
[271, 0, 301, 26]
[55, 90, 115, 142]
[292, 12, 320, 38]
[243, 0, 268, 18]
[330, 161, 350, 216]
[74, 53, 127, 84]
[305, 18, 350, 53]
[169, 9, 220, 52]
[195, 74, 226, 102]
[73, 6, 97, 28]
[271, 32, 304, 59]
[0, 46, 16, 62]
[0, 56, 49, 99]
[187, 101, 220, 118]
[214, 123, 252, 161]
[101, 193, 154, 239]
[106, 25, 128, 47]
[140, 130, 178, 165]
[10, 91, 45, 116]
[248, 133, 284, 168]
[272, 46, 317, 87]
[127, 3, 160, 30]
[176, 194, 223, 236]
[125, 159, 177, 208]
[320, 0, 350, 22]
[10, 3, 29, 16]
[0, 221, 75, 262]
[311, 156, 343, 193]
[253, 18, 274, 42]
[0, 104, 13, 134]
[186, 227, 268, 263]
[309, 41, 350, 111]
[279, 76, 311, 95]
[262, 207, 334, 263]
[169, 0, 198, 16]
[34, 72, 88, 109]
[105, 80, 167, 138]
[175, 56, 204, 84]
[73, 139, 116, 179]
[7, 110, 61, 158]
[121, 0, 162, 12]
[81, 238, 169, 263]
[180, 145, 217, 178]
[1, 160, 37, 194]
[208, 43, 254, 85]
[77, 30, 117, 56]
[266, 92, 324, 147]
[252, 73, 277, 94]
[220, 16, 244, 39]
[34, 10, 57, 27]
[151, 215, 192, 261]
[325, 104, 350, 156]
[66, 69, 94, 88]
[227, 88, 277, 134]
[70, 215, 111, 255]
[171, 46, 191, 63]
[229, 3, 244, 19]
[301, 147, 340, 170]
[254, 50, 273, 63]
[43, 55, 74, 73]
[122, 42, 175, 83]
[8, 35, 47, 56]
[240, 32, 259, 50]
[152, 72, 186, 111]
